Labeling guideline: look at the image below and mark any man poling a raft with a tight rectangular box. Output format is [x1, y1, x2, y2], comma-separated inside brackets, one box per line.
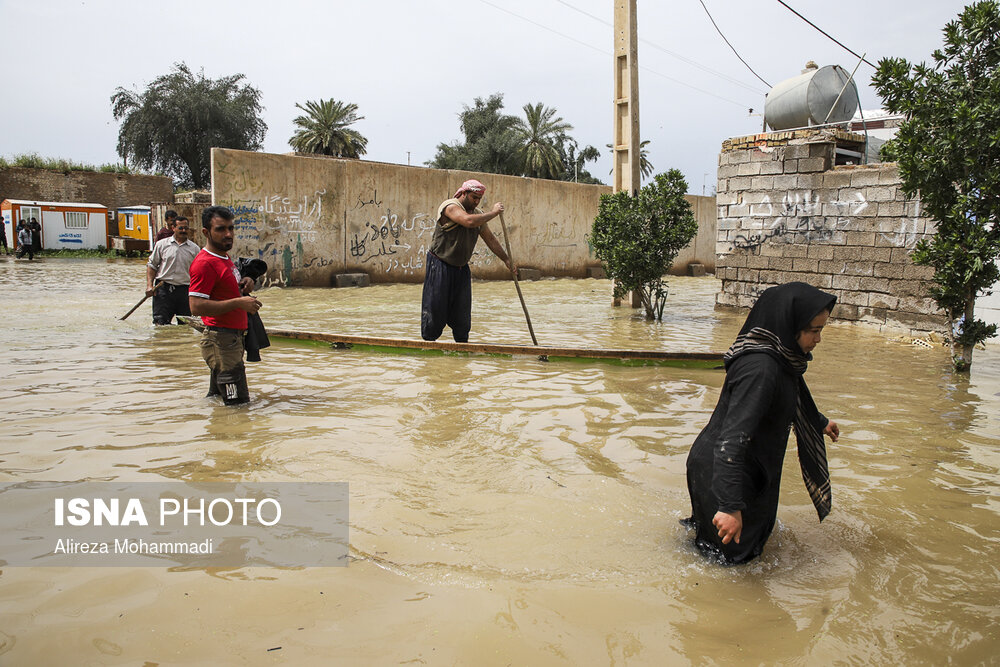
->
[421, 179, 517, 343]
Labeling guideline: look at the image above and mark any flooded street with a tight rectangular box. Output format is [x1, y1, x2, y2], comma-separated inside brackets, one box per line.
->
[0, 257, 998, 665]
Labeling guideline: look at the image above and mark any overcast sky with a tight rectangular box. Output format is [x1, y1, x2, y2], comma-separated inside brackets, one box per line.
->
[0, 0, 969, 194]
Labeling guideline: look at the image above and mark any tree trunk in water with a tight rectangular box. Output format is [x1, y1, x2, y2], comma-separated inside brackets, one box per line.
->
[640, 286, 654, 320]
[958, 296, 976, 371]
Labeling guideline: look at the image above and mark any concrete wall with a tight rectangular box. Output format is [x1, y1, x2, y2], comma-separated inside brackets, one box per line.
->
[981, 281, 1000, 336]
[212, 149, 717, 286]
[0, 167, 174, 212]
[673, 194, 717, 273]
[715, 129, 947, 334]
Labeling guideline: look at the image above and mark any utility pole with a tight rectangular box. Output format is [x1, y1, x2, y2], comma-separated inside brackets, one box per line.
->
[612, 0, 640, 197]
[612, 0, 641, 307]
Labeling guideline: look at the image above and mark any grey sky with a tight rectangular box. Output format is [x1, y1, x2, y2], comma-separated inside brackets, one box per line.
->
[0, 0, 968, 194]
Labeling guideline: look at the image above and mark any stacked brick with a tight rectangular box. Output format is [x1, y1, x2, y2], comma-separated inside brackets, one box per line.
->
[0, 167, 173, 212]
[715, 129, 946, 334]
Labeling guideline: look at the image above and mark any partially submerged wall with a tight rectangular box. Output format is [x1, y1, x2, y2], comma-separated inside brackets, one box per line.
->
[674, 194, 717, 273]
[212, 149, 606, 286]
[212, 148, 716, 286]
[715, 129, 946, 334]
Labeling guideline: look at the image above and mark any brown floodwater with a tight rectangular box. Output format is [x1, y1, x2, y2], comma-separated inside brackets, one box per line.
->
[0, 257, 998, 665]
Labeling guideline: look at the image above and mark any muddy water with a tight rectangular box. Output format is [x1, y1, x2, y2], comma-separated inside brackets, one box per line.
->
[0, 257, 997, 665]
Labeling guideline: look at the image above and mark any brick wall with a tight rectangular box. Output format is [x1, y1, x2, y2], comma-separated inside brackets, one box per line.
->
[0, 167, 174, 212]
[150, 202, 207, 242]
[715, 129, 946, 334]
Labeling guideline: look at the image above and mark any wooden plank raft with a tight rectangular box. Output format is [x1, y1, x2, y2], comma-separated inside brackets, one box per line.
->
[266, 328, 724, 369]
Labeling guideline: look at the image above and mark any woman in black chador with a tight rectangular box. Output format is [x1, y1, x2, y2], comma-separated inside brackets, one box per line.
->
[685, 282, 840, 564]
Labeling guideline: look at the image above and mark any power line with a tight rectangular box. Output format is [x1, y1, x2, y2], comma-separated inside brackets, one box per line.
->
[775, 0, 876, 68]
[697, 0, 772, 88]
[478, 0, 608, 59]
[554, 0, 766, 95]
[476, 0, 754, 109]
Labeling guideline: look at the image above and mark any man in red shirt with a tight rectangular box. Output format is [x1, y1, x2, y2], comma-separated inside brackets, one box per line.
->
[188, 206, 261, 405]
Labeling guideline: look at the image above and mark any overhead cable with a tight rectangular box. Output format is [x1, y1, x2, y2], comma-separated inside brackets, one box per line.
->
[555, 0, 766, 95]
[697, 0, 772, 88]
[477, 0, 753, 108]
[776, 0, 876, 68]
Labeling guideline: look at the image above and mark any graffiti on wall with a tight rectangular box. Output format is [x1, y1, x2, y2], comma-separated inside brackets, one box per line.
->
[346, 188, 508, 276]
[730, 190, 923, 251]
[219, 179, 328, 285]
[348, 207, 435, 270]
[535, 218, 578, 247]
[878, 199, 922, 249]
[732, 191, 863, 249]
[213, 150, 602, 284]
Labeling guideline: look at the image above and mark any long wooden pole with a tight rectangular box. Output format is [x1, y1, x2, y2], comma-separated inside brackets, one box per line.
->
[498, 212, 538, 346]
[120, 281, 162, 321]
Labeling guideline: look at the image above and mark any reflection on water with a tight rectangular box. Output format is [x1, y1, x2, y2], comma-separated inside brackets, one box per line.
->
[0, 257, 998, 664]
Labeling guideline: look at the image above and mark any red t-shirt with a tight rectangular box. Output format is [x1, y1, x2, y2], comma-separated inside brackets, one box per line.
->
[188, 249, 248, 330]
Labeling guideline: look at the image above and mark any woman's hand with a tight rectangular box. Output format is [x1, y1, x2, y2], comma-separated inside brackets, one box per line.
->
[713, 510, 742, 545]
[824, 420, 840, 442]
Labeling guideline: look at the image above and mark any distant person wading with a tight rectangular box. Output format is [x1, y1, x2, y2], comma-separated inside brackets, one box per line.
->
[16, 222, 33, 260]
[146, 216, 200, 325]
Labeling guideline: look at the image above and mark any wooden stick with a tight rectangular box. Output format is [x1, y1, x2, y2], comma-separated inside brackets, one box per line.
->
[498, 212, 538, 346]
[120, 281, 162, 321]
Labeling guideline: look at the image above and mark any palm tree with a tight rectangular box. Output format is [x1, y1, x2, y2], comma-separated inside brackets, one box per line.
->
[638, 140, 654, 180]
[289, 99, 368, 158]
[606, 139, 654, 180]
[513, 103, 572, 179]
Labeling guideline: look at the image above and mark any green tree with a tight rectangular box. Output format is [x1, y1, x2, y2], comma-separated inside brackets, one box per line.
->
[872, 1, 1000, 371]
[427, 94, 522, 175]
[289, 98, 368, 158]
[589, 169, 697, 320]
[558, 137, 603, 184]
[513, 102, 571, 179]
[111, 63, 266, 189]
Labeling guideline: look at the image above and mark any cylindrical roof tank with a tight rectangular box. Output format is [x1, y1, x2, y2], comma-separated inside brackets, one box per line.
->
[764, 63, 859, 131]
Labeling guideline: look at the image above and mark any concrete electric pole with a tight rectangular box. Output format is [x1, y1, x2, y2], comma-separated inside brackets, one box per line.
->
[612, 0, 642, 307]
[612, 0, 641, 197]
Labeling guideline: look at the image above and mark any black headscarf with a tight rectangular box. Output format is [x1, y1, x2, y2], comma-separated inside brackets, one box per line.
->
[722, 282, 837, 520]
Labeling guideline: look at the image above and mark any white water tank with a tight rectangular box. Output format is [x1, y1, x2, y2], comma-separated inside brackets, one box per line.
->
[764, 62, 858, 131]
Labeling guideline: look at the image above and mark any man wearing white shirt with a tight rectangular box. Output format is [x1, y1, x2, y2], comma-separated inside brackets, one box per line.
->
[146, 216, 200, 325]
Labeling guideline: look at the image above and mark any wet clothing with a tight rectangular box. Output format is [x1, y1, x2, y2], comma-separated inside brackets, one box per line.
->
[148, 236, 199, 325]
[0, 224, 8, 253]
[151, 283, 191, 325]
[200, 328, 249, 405]
[244, 311, 270, 363]
[30, 221, 41, 252]
[686, 282, 836, 564]
[190, 248, 249, 404]
[421, 198, 482, 342]
[16, 227, 33, 260]
[421, 252, 473, 342]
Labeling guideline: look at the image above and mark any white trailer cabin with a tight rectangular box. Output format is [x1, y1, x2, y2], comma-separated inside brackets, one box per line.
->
[1, 199, 110, 250]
